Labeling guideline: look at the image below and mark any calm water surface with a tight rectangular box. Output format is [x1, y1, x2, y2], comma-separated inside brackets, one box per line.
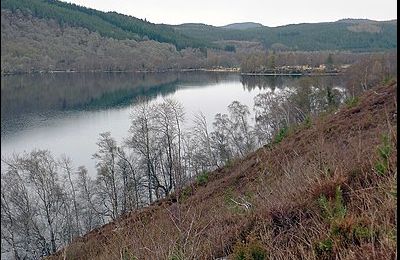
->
[1, 71, 345, 174]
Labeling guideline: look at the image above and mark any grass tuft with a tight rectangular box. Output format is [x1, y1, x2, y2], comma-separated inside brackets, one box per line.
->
[196, 171, 210, 186]
[273, 126, 288, 144]
[232, 241, 267, 260]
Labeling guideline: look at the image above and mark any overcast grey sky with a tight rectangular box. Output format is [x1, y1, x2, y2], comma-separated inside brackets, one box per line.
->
[62, 0, 397, 27]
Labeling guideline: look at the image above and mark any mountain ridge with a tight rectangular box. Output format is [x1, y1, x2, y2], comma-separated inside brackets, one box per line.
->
[177, 18, 397, 28]
[221, 22, 264, 30]
[1, 0, 397, 52]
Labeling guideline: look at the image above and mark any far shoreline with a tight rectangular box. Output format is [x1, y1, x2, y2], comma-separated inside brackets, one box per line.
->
[1, 67, 344, 77]
[0, 67, 240, 76]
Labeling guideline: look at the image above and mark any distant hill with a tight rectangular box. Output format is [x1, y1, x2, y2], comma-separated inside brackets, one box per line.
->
[221, 22, 264, 30]
[175, 20, 397, 51]
[335, 18, 397, 25]
[336, 18, 377, 23]
[335, 18, 397, 33]
[1, 0, 397, 51]
[1, 0, 397, 52]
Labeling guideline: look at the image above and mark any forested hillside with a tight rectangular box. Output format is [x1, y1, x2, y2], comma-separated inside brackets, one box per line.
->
[1, 10, 241, 73]
[1, 0, 210, 49]
[0, 0, 397, 73]
[2, 0, 397, 53]
[176, 20, 397, 51]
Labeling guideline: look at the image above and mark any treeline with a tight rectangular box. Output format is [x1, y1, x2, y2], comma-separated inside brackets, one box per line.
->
[0, 0, 210, 50]
[239, 50, 397, 73]
[344, 52, 397, 95]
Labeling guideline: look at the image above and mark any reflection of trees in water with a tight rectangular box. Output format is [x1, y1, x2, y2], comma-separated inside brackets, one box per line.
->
[1, 72, 237, 118]
[240, 75, 345, 92]
[240, 75, 301, 91]
[1, 72, 175, 117]
[80, 80, 182, 110]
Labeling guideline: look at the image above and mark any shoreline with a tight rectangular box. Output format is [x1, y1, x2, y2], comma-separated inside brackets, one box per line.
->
[1, 68, 343, 77]
[0, 68, 241, 76]
[240, 72, 342, 76]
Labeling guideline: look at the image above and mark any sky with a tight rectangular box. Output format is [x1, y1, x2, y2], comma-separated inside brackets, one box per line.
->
[62, 0, 397, 27]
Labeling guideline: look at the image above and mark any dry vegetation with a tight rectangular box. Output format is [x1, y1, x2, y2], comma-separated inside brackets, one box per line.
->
[46, 82, 397, 259]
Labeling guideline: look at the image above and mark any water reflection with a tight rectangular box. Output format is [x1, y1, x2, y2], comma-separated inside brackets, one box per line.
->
[241, 74, 346, 92]
[241, 75, 300, 91]
[2, 72, 345, 119]
[1, 71, 238, 116]
[1, 72, 238, 136]
[1, 72, 346, 174]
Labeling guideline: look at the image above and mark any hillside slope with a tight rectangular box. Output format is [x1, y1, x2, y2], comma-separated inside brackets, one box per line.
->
[48, 82, 397, 259]
[0, 0, 210, 50]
